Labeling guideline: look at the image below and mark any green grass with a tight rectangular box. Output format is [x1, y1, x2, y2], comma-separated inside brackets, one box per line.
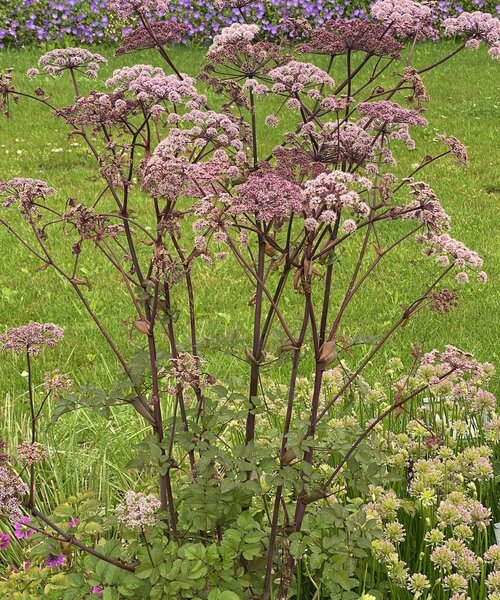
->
[0, 42, 499, 508]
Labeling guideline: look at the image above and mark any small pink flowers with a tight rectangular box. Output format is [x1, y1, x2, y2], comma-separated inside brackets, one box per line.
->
[13, 516, 35, 540]
[358, 100, 428, 149]
[297, 19, 404, 58]
[0, 322, 64, 355]
[36, 48, 107, 79]
[269, 60, 334, 95]
[43, 370, 74, 396]
[435, 134, 469, 168]
[265, 115, 279, 128]
[109, 0, 170, 18]
[303, 171, 371, 220]
[67, 517, 80, 530]
[106, 65, 205, 108]
[16, 442, 48, 465]
[486, 570, 500, 593]
[371, 0, 437, 39]
[444, 12, 500, 58]
[343, 219, 357, 234]
[0, 178, 56, 221]
[358, 101, 427, 128]
[0, 467, 28, 522]
[91, 586, 104, 596]
[116, 491, 161, 529]
[231, 171, 303, 222]
[169, 353, 216, 393]
[116, 21, 187, 55]
[207, 23, 260, 63]
[0, 532, 11, 550]
[393, 182, 451, 233]
[484, 545, 500, 569]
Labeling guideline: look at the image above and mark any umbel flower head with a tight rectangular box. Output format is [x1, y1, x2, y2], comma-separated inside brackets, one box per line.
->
[230, 171, 303, 222]
[0, 322, 64, 355]
[16, 442, 48, 466]
[109, 0, 170, 18]
[105, 65, 206, 109]
[297, 19, 404, 58]
[29, 48, 108, 79]
[206, 23, 260, 64]
[371, 0, 437, 39]
[443, 11, 500, 59]
[116, 21, 187, 55]
[116, 491, 161, 529]
[0, 466, 28, 522]
[0, 178, 56, 221]
[269, 60, 334, 95]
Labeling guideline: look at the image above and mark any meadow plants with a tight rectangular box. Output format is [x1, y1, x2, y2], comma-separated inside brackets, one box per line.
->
[0, 0, 499, 47]
[0, 0, 499, 598]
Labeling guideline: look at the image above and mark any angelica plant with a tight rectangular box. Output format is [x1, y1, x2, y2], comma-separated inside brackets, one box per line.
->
[0, 0, 499, 598]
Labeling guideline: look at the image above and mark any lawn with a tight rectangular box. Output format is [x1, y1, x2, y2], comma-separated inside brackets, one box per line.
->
[0, 41, 499, 507]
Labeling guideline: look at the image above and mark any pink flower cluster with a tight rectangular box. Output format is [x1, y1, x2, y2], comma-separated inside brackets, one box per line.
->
[358, 99, 427, 126]
[431, 537, 486, 580]
[206, 23, 260, 63]
[55, 92, 138, 130]
[358, 100, 428, 149]
[30, 48, 107, 79]
[269, 60, 334, 95]
[108, 0, 170, 18]
[0, 532, 10, 550]
[297, 19, 404, 58]
[436, 493, 491, 531]
[13, 516, 35, 539]
[419, 345, 490, 381]
[371, 0, 437, 39]
[168, 353, 216, 393]
[393, 182, 451, 233]
[116, 21, 187, 55]
[419, 232, 484, 276]
[16, 442, 48, 466]
[63, 200, 124, 241]
[401, 67, 430, 104]
[142, 110, 244, 199]
[297, 121, 378, 167]
[0, 322, 64, 355]
[435, 134, 468, 167]
[106, 65, 206, 109]
[43, 370, 74, 395]
[0, 178, 56, 221]
[0, 466, 28, 522]
[231, 171, 303, 222]
[444, 11, 500, 59]
[116, 491, 161, 529]
[302, 171, 371, 226]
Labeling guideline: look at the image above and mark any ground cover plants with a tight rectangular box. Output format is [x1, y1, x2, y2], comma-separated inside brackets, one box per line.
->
[0, 1, 499, 599]
[1, 0, 499, 47]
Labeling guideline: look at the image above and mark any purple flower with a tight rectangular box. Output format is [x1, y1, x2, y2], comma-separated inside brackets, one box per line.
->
[0, 322, 64, 355]
[45, 553, 65, 568]
[92, 585, 104, 595]
[0, 178, 56, 221]
[67, 517, 80, 529]
[13, 516, 36, 540]
[0, 467, 28, 522]
[0, 533, 11, 550]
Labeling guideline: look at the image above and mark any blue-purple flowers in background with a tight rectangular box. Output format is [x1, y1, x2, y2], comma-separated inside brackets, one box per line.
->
[0, 0, 498, 47]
